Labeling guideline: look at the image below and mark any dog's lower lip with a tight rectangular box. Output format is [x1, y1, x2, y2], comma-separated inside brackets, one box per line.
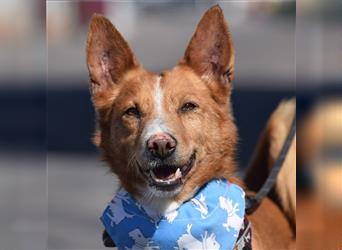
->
[139, 152, 196, 190]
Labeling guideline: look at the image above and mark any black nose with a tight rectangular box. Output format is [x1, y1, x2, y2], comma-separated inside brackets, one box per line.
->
[147, 133, 177, 158]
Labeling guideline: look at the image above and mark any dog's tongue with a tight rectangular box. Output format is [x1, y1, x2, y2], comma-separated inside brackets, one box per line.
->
[153, 166, 176, 180]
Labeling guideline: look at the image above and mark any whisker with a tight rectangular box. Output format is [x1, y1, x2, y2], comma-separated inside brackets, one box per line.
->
[127, 151, 137, 169]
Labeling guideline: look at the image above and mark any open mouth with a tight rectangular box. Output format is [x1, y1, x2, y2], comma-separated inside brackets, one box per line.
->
[139, 151, 196, 191]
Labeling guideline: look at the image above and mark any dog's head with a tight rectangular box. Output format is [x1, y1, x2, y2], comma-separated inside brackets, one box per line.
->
[86, 6, 237, 201]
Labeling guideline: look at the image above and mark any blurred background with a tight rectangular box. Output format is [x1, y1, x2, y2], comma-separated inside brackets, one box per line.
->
[47, 2, 295, 248]
[296, 0, 342, 249]
[0, 1, 46, 250]
[0, 0, 340, 249]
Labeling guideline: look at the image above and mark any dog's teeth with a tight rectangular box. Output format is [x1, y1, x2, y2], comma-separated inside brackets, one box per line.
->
[150, 170, 167, 183]
[175, 168, 182, 178]
[149, 167, 183, 184]
[150, 171, 157, 180]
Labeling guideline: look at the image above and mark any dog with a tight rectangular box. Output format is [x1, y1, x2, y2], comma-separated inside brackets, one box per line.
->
[86, 5, 295, 249]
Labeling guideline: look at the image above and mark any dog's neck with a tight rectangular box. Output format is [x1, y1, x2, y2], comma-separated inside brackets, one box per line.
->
[139, 196, 180, 215]
[134, 187, 199, 215]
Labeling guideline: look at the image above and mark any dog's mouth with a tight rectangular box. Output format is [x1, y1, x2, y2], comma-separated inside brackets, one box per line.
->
[139, 151, 196, 191]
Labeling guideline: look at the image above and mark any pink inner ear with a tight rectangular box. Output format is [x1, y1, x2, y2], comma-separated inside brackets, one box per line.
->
[100, 51, 110, 74]
[86, 14, 139, 92]
[183, 6, 234, 81]
[211, 54, 219, 65]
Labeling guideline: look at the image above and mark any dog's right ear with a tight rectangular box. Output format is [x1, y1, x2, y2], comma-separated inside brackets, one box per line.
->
[86, 14, 138, 102]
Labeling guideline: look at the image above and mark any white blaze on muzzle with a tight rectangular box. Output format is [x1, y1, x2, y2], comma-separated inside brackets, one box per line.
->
[142, 75, 171, 146]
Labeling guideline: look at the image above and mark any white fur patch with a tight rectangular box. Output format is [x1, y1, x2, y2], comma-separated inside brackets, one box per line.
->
[138, 76, 181, 211]
[155, 76, 163, 117]
[142, 76, 169, 143]
[138, 188, 181, 215]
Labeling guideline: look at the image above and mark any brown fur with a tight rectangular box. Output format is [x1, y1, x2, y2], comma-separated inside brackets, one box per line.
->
[161, 65, 238, 202]
[246, 100, 296, 228]
[268, 100, 296, 224]
[244, 100, 296, 249]
[247, 196, 295, 249]
[86, 5, 294, 249]
[86, 6, 238, 199]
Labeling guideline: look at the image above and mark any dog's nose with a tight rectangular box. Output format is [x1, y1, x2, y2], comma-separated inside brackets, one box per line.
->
[147, 133, 177, 158]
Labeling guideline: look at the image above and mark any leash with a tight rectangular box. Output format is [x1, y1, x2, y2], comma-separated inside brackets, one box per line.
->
[245, 115, 296, 214]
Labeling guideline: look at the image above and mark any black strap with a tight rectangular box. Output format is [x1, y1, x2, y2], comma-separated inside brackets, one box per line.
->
[234, 216, 252, 250]
[103, 229, 116, 247]
[245, 115, 296, 214]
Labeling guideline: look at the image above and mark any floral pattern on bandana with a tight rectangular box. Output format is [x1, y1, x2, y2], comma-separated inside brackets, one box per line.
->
[101, 179, 245, 250]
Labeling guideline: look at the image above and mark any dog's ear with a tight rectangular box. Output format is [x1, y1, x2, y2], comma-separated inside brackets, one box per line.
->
[183, 5, 234, 86]
[86, 14, 138, 97]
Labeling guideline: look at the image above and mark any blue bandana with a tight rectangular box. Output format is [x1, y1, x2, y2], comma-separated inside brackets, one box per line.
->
[101, 179, 246, 250]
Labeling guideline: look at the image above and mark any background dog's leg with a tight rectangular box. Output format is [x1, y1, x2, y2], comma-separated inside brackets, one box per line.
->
[245, 99, 296, 229]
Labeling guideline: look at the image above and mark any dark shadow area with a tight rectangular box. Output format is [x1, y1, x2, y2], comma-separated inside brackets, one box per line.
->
[0, 84, 45, 152]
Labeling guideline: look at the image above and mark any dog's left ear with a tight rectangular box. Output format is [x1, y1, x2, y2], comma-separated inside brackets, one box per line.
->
[183, 5, 234, 86]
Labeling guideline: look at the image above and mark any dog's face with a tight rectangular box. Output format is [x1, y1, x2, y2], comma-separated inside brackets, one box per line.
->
[86, 6, 237, 201]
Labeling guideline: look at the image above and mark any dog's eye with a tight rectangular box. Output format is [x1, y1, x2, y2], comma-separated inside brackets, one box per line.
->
[180, 102, 198, 112]
[124, 107, 141, 118]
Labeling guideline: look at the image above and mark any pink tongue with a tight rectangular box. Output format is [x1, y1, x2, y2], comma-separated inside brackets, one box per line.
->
[154, 166, 176, 179]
